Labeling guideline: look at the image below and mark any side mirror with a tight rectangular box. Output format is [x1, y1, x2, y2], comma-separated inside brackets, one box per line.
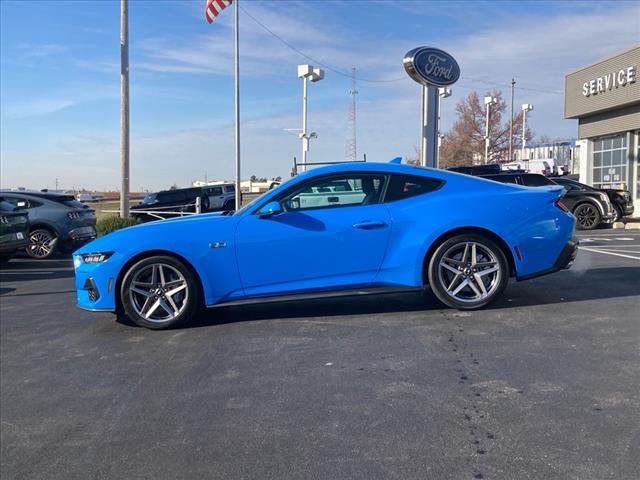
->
[258, 201, 283, 218]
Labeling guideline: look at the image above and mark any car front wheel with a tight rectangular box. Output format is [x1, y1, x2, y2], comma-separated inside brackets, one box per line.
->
[574, 203, 601, 230]
[428, 234, 509, 310]
[121, 255, 200, 329]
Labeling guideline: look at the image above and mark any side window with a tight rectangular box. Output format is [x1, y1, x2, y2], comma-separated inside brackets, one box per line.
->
[4, 197, 32, 209]
[522, 175, 553, 187]
[384, 175, 442, 202]
[210, 187, 223, 196]
[224, 185, 235, 193]
[282, 174, 386, 211]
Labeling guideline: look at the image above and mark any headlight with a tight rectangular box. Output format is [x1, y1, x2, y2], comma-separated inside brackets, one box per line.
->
[76, 252, 114, 265]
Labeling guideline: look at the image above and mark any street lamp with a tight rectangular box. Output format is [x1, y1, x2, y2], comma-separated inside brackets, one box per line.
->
[484, 95, 498, 164]
[437, 87, 452, 166]
[521, 103, 534, 161]
[297, 64, 325, 172]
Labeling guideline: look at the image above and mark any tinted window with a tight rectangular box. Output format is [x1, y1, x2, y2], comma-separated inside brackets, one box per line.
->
[224, 185, 235, 193]
[385, 175, 442, 202]
[483, 175, 519, 185]
[157, 191, 187, 203]
[283, 174, 386, 211]
[207, 187, 223, 196]
[521, 175, 554, 187]
[143, 193, 157, 204]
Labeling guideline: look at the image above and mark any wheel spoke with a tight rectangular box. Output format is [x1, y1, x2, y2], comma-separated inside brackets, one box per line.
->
[150, 265, 158, 285]
[143, 299, 161, 319]
[473, 273, 488, 296]
[440, 261, 460, 275]
[158, 298, 176, 317]
[131, 286, 153, 298]
[447, 273, 463, 291]
[166, 283, 186, 297]
[467, 277, 482, 298]
[471, 243, 478, 265]
[442, 256, 464, 267]
[158, 265, 166, 286]
[451, 278, 469, 296]
[476, 266, 499, 277]
[462, 243, 470, 263]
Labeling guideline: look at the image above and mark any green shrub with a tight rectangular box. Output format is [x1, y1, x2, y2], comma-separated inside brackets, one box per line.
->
[96, 216, 141, 237]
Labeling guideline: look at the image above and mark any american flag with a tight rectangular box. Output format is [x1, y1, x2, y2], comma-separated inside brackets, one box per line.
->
[205, 0, 232, 24]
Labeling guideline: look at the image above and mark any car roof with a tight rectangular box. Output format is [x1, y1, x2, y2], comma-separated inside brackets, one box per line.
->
[295, 161, 464, 182]
[0, 190, 73, 200]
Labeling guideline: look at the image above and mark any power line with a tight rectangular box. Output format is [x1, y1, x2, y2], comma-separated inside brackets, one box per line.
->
[240, 6, 563, 95]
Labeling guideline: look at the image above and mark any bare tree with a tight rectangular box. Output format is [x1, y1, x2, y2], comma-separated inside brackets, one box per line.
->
[439, 91, 533, 168]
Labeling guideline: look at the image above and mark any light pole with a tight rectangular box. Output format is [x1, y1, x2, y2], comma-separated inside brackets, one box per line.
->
[521, 103, 534, 161]
[484, 95, 498, 164]
[297, 64, 325, 172]
[437, 87, 451, 167]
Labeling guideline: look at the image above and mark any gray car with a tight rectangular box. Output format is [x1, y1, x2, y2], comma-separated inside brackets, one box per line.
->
[0, 190, 96, 259]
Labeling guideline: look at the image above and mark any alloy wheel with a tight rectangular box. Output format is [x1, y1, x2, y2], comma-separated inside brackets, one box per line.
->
[437, 241, 502, 304]
[129, 263, 189, 323]
[575, 204, 598, 229]
[27, 230, 57, 259]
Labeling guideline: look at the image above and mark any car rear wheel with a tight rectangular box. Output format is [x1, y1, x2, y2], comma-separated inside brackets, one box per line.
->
[121, 255, 200, 329]
[428, 234, 509, 310]
[26, 228, 58, 259]
[574, 203, 601, 230]
[612, 205, 623, 223]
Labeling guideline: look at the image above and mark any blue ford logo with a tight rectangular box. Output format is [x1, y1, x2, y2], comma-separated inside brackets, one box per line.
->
[403, 47, 460, 87]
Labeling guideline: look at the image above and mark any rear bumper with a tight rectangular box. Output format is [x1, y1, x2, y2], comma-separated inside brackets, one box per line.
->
[517, 239, 578, 281]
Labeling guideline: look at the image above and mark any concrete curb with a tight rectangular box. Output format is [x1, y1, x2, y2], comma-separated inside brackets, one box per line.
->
[614, 221, 640, 230]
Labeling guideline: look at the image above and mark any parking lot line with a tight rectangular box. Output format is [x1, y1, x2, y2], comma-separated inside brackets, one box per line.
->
[579, 246, 640, 260]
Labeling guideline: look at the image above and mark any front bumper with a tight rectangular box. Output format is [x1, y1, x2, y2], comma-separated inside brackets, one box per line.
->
[74, 253, 120, 311]
[61, 226, 96, 252]
[0, 235, 29, 253]
[518, 239, 578, 281]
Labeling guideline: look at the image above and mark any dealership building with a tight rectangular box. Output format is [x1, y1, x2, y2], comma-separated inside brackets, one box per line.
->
[565, 45, 640, 216]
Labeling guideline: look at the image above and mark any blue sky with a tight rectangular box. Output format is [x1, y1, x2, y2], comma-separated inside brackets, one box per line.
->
[1, 0, 638, 191]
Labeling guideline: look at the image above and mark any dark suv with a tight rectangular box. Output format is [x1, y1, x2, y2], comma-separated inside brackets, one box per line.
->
[0, 191, 97, 259]
[550, 177, 634, 222]
[480, 173, 615, 230]
[132, 184, 238, 222]
[0, 198, 29, 263]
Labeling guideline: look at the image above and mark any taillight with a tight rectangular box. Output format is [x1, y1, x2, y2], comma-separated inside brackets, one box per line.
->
[555, 199, 570, 213]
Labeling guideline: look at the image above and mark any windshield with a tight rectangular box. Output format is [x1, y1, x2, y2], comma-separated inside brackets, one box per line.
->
[233, 176, 297, 215]
[143, 193, 158, 204]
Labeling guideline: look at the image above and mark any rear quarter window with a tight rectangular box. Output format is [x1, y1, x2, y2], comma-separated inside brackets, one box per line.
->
[384, 175, 442, 202]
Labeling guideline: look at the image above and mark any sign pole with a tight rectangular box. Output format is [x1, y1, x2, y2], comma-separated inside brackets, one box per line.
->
[234, 0, 241, 209]
[120, 0, 130, 218]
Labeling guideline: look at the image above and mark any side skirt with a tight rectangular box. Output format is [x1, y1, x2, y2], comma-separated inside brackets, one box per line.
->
[207, 286, 425, 308]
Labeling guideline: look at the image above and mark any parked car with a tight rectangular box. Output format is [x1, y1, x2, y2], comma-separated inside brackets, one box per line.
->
[73, 161, 577, 330]
[77, 193, 98, 203]
[132, 184, 238, 222]
[550, 177, 634, 222]
[0, 198, 29, 263]
[0, 190, 96, 259]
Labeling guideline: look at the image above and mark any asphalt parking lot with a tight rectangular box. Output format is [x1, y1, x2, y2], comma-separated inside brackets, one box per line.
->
[1, 229, 639, 480]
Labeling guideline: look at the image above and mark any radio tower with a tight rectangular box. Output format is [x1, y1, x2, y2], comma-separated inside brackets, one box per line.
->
[345, 67, 358, 161]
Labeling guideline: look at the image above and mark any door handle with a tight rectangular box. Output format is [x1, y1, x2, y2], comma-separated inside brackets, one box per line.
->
[352, 221, 387, 229]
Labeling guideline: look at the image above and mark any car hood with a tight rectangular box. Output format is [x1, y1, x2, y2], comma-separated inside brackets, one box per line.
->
[74, 212, 236, 255]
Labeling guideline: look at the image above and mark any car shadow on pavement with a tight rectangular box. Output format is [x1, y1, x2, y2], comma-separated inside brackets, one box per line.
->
[179, 266, 640, 330]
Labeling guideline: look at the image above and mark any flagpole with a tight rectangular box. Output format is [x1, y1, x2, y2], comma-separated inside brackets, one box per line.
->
[120, 0, 130, 218]
[233, 0, 241, 210]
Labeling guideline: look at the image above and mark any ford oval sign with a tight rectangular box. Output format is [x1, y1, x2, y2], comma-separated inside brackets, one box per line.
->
[403, 47, 460, 87]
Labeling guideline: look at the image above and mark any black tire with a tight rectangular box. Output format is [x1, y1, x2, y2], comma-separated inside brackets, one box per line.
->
[120, 255, 200, 329]
[26, 228, 58, 259]
[612, 205, 623, 223]
[573, 203, 601, 230]
[427, 234, 509, 310]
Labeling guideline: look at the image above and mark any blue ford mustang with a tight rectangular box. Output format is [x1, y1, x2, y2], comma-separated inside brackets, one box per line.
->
[74, 161, 577, 329]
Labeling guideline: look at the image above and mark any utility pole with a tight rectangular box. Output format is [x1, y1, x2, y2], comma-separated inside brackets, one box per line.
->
[484, 96, 497, 164]
[233, 0, 241, 210]
[345, 67, 358, 161]
[509, 78, 515, 162]
[119, 0, 130, 218]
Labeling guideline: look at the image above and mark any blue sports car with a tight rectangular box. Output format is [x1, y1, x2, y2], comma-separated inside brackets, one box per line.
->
[73, 160, 577, 329]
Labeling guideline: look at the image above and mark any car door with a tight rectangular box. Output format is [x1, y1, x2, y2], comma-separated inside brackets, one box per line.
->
[235, 173, 392, 297]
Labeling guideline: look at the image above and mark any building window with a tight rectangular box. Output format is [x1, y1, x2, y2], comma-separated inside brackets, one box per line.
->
[592, 134, 628, 189]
